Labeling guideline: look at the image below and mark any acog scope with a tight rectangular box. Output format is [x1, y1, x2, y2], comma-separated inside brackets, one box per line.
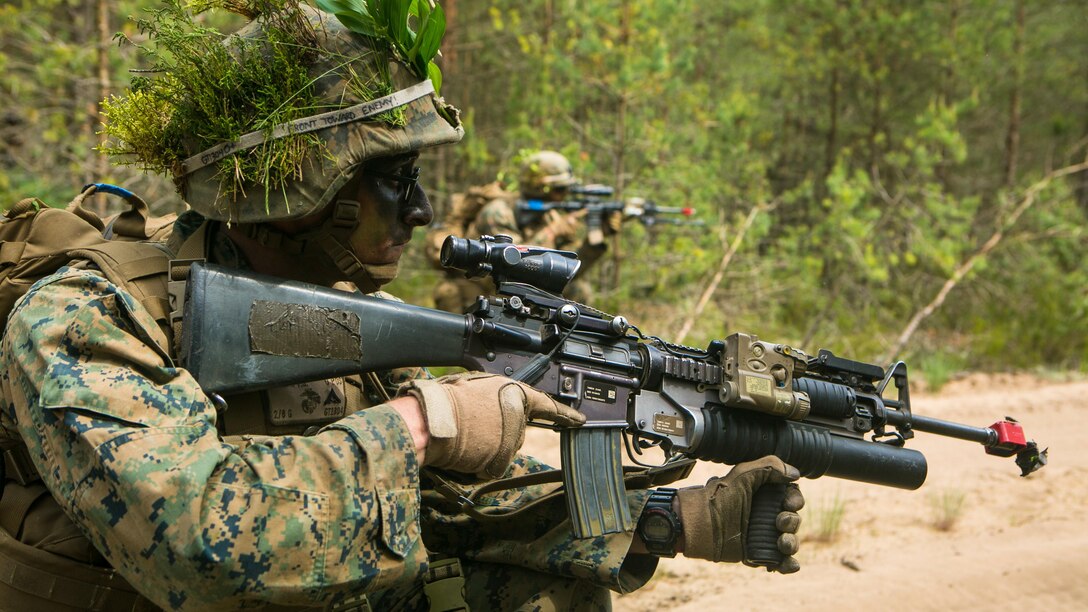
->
[440, 235, 581, 295]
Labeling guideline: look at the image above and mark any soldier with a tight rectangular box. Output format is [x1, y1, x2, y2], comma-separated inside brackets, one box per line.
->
[430, 150, 610, 313]
[0, 4, 803, 610]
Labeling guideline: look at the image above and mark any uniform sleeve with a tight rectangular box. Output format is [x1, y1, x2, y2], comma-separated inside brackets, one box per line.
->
[0, 268, 427, 610]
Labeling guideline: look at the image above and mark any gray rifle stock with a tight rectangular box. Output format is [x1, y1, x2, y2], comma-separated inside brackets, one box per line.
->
[181, 262, 473, 394]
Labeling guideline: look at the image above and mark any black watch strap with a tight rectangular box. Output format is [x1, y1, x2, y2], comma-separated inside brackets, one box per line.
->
[637, 487, 682, 558]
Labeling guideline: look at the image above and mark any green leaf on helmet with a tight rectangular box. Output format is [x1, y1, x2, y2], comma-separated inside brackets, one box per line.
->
[427, 61, 442, 95]
[316, 0, 445, 95]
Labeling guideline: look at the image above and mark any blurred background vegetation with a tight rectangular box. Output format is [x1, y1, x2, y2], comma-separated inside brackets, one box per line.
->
[2, 0, 1086, 386]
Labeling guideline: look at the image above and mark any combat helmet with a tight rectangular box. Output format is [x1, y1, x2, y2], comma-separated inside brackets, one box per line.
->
[518, 150, 576, 198]
[101, 1, 463, 224]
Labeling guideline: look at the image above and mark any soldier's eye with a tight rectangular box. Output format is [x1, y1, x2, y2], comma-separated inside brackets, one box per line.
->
[370, 165, 421, 205]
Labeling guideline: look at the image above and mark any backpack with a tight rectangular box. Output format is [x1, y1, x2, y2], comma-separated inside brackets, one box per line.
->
[424, 181, 515, 270]
[0, 183, 178, 346]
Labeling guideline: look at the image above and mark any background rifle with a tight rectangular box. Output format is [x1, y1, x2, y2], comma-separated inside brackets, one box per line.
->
[516, 183, 703, 232]
[180, 235, 1046, 568]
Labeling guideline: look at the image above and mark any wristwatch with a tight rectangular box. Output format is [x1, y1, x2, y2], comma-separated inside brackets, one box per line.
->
[637, 487, 682, 558]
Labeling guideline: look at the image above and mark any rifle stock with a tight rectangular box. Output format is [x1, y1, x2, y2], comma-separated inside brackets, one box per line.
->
[181, 263, 473, 395]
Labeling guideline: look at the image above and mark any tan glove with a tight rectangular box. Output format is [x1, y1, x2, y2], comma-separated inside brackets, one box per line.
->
[677, 456, 804, 573]
[406, 372, 585, 479]
[539, 209, 582, 245]
[604, 210, 623, 235]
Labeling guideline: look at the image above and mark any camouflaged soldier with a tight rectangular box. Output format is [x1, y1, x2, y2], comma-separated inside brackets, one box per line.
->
[430, 151, 601, 313]
[0, 3, 804, 611]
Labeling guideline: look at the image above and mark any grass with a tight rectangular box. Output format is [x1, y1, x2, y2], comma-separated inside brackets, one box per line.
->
[806, 493, 847, 543]
[916, 350, 968, 392]
[929, 489, 967, 531]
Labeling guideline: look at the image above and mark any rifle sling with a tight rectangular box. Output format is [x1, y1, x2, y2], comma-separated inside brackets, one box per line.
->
[421, 458, 695, 524]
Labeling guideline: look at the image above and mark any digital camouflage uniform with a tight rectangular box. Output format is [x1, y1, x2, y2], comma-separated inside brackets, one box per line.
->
[0, 215, 657, 610]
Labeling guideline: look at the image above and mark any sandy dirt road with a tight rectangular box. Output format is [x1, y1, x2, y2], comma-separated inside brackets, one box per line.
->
[526, 374, 1088, 611]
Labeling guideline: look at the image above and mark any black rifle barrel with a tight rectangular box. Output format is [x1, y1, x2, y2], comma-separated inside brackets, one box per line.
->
[883, 411, 998, 446]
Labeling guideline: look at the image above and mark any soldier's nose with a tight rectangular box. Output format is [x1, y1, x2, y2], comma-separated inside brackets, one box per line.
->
[402, 188, 433, 227]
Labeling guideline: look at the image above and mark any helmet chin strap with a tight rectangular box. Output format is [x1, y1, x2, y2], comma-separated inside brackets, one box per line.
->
[241, 199, 399, 293]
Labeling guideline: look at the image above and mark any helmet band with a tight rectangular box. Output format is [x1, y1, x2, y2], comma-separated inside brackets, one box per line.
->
[180, 79, 436, 177]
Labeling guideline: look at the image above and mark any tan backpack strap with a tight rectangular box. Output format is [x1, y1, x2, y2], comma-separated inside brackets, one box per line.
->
[64, 184, 108, 232]
[0, 526, 155, 611]
[68, 242, 173, 358]
[0, 480, 49, 537]
[3, 198, 46, 220]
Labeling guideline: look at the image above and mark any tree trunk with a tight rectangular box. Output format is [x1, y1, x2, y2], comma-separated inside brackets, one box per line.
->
[93, 0, 110, 210]
[674, 203, 765, 344]
[610, 0, 632, 291]
[1003, 0, 1025, 188]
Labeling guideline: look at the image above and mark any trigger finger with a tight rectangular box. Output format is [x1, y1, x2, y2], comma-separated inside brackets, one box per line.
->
[522, 387, 585, 426]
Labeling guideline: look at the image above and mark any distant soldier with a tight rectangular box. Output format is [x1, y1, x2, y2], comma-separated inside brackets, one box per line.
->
[429, 150, 612, 312]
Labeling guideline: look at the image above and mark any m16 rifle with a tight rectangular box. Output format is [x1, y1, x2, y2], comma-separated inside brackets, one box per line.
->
[516, 183, 702, 234]
[180, 235, 1046, 567]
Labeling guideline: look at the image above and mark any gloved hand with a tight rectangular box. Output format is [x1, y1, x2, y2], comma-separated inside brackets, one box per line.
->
[405, 372, 585, 479]
[677, 456, 804, 573]
[540, 209, 582, 244]
[603, 210, 623, 235]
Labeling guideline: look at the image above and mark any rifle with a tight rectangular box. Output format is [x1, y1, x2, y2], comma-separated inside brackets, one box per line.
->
[180, 235, 1046, 567]
[516, 183, 703, 233]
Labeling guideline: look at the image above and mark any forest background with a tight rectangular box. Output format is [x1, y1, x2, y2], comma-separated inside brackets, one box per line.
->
[1, 0, 1086, 388]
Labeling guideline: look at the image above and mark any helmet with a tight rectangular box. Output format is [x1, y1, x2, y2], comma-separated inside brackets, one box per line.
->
[518, 151, 576, 198]
[105, 4, 462, 223]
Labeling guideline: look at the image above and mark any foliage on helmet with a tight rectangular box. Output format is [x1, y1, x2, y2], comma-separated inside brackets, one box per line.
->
[97, 0, 446, 215]
[316, 0, 447, 96]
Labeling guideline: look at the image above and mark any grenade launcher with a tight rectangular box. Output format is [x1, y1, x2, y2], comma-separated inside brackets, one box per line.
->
[180, 235, 1046, 567]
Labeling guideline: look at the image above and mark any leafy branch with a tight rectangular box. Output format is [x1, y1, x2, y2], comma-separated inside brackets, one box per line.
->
[316, 0, 446, 94]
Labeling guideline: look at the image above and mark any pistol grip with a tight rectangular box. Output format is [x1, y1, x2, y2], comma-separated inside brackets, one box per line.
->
[560, 427, 631, 539]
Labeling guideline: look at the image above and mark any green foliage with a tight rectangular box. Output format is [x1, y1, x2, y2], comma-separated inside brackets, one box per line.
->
[916, 350, 967, 392]
[315, 0, 446, 94]
[3, 0, 1088, 375]
[97, 0, 341, 207]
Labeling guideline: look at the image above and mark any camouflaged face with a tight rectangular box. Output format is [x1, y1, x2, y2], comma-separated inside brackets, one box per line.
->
[179, 6, 463, 223]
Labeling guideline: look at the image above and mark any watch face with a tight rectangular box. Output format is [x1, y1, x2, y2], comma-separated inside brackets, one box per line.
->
[642, 512, 674, 541]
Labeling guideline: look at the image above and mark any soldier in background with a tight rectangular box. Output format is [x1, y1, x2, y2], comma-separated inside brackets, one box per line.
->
[430, 150, 613, 312]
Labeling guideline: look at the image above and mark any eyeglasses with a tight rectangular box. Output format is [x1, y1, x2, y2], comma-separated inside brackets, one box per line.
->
[370, 165, 421, 206]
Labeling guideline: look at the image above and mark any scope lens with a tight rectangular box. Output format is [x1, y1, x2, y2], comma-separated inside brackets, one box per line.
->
[440, 235, 469, 268]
